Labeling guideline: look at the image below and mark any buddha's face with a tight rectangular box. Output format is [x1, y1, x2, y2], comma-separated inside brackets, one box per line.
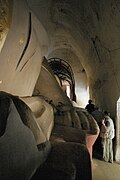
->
[0, 0, 12, 52]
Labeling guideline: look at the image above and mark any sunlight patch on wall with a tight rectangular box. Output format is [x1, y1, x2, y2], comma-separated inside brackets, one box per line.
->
[75, 85, 89, 108]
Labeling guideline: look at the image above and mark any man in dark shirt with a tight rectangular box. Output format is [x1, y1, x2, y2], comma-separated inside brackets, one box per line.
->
[85, 99, 95, 114]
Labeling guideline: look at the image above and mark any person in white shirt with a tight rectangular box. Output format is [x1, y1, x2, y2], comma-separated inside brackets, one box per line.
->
[101, 111, 115, 163]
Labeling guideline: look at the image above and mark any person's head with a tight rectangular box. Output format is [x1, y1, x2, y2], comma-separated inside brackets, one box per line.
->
[88, 99, 92, 104]
[104, 111, 110, 119]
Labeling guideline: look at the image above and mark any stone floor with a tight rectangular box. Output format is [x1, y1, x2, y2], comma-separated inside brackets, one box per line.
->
[92, 158, 120, 180]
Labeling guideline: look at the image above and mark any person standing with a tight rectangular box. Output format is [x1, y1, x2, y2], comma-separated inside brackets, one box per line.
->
[100, 112, 115, 163]
[85, 99, 95, 114]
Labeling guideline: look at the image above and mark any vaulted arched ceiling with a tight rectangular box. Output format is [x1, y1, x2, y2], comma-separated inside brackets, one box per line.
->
[27, 0, 120, 114]
[28, 0, 120, 76]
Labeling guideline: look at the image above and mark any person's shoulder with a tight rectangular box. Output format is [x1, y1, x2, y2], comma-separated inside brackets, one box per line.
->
[108, 117, 113, 122]
[85, 104, 89, 108]
[109, 118, 114, 124]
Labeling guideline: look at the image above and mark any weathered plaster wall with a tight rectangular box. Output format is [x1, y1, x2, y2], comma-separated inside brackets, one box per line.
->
[0, 0, 12, 52]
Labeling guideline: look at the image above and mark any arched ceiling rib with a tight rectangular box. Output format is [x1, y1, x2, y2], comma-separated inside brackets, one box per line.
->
[47, 48, 85, 77]
[47, 57, 75, 86]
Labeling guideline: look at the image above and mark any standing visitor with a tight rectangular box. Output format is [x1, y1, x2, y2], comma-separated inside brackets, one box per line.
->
[85, 99, 95, 114]
[100, 111, 115, 163]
